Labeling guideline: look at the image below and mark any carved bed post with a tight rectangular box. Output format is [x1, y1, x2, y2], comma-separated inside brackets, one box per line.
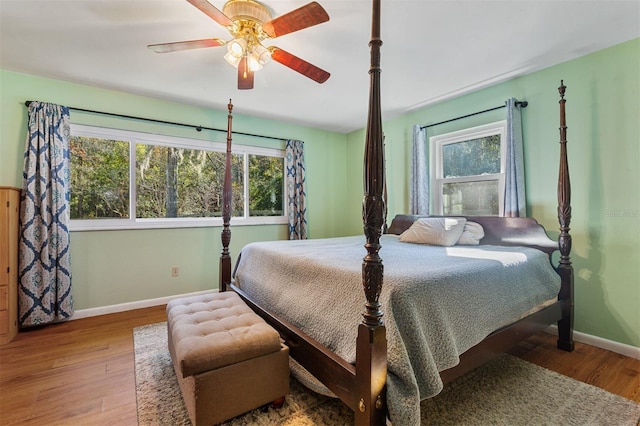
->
[356, 0, 387, 424]
[556, 82, 574, 351]
[220, 100, 234, 292]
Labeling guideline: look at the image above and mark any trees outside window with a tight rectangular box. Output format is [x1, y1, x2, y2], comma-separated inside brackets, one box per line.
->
[430, 121, 506, 216]
[70, 136, 129, 219]
[69, 124, 285, 230]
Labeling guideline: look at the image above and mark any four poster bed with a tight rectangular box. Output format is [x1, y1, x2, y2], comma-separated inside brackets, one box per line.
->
[218, 1, 574, 424]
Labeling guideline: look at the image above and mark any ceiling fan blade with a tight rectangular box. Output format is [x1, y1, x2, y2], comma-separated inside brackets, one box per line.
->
[262, 2, 329, 39]
[148, 38, 226, 53]
[269, 47, 330, 84]
[186, 0, 233, 27]
[237, 57, 254, 90]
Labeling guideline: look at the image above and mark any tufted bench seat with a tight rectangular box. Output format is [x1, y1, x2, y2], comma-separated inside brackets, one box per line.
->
[167, 291, 289, 425]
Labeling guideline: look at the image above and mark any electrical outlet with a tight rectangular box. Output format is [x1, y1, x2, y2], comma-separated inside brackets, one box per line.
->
[171, 266, 179, 277]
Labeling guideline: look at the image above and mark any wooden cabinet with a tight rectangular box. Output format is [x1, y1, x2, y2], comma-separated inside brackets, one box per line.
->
[0, 187, 20, 344]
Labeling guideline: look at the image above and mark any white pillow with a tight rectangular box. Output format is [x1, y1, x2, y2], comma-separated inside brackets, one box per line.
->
[399, 217, 467, 246]
[456, 221, 485, 245]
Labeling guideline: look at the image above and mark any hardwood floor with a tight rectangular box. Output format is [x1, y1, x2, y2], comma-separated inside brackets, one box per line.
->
[0, 305, 638, 425]
[508, 331, 640, 404]
[0, 306, 166, 426]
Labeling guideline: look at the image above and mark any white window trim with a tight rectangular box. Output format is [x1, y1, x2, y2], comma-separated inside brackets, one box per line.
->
[430, 120, 507, 216]
[69, 124, 287, 231]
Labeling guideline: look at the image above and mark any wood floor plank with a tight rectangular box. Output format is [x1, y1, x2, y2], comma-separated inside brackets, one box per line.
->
[507, 332, 640, 403]
[0, 304, 637, 425]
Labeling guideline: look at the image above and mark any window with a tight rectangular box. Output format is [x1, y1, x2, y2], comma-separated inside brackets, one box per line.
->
[69, 124, 285, 230]
[430, 121, 506, 216]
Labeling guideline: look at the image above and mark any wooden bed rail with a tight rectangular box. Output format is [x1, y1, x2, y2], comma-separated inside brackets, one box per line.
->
[231, 284, 358, 406]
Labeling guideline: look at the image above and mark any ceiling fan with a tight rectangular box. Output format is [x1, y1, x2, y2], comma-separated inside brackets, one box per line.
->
[148, 0, 331, 90]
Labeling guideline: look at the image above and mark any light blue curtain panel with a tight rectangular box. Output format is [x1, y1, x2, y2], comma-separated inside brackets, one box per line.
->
[19, 102, 74, 327]
[285, 140, 307, 239]
[504, 98, 527, 217]
[410, 124, 429, 215]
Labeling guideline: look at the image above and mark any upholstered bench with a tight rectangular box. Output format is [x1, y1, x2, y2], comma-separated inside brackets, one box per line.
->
[166, 291, 289, 425]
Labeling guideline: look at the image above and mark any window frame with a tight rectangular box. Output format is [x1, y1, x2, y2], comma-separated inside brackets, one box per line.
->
[429, 120, 507, 216]
[69, 124, 287, 231]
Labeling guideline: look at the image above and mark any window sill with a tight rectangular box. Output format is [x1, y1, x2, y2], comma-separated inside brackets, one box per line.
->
[70, 216, 288, 231]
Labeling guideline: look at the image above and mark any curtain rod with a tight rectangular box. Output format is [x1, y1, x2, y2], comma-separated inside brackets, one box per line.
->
[24, 101, 287, 142]
[420, 100, 528, 130]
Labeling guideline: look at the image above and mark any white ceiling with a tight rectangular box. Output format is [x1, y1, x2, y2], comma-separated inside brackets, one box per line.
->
[1, 0, 638, 133]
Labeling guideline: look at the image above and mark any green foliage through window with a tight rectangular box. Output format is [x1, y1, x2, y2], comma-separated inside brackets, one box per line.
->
[134, 145, 245, 218]
[70, 136, 129, 219]
[69, 125, 285, 227]
[430, 121, 506, 216]
[248, 154, 284, 216]
[442, 135, 500, 178]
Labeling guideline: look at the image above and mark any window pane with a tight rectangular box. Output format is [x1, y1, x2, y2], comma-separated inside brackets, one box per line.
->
[70, 136, 129, 219]
[442, 135, 500, 178]
[136, 145, 244, 218]
[248, 154, 284, 216]
[443, 180, 499, 215]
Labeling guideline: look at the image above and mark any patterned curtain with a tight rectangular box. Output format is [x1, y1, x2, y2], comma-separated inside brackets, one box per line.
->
[410, 125, 429, 215]
[285, 140, 307, 240]
[18, 102, 74, 327]
[503, 98, 527, 217]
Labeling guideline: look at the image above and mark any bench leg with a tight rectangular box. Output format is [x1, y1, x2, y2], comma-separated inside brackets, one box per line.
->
[270, 396, 286, 409]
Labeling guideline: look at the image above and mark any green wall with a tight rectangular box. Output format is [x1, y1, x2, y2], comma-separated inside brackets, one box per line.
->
[346, 39, 640, 347]
[0, 70, 348, 310]
[1, 38, 638, 348]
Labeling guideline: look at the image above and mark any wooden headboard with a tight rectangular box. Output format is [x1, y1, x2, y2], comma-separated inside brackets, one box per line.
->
[386, 214, 559, 257]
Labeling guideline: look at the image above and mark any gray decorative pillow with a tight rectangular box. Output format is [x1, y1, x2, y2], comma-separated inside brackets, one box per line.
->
[399, 217, 467, 246]
[456, 221, 485, 245]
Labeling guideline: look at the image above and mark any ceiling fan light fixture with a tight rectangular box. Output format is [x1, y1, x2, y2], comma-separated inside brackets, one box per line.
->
[224, 51, 242, 67]
[247, 53, 263, 71]
[227, 38, 246, 58]
[251, 43, 271, 66]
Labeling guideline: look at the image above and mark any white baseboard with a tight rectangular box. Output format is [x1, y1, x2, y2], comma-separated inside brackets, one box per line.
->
[70, 289, 216, 320]
[545, 325, 640, 360]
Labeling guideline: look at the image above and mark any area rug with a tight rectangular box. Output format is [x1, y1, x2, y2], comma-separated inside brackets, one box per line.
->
[134, 322, 640, 425]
